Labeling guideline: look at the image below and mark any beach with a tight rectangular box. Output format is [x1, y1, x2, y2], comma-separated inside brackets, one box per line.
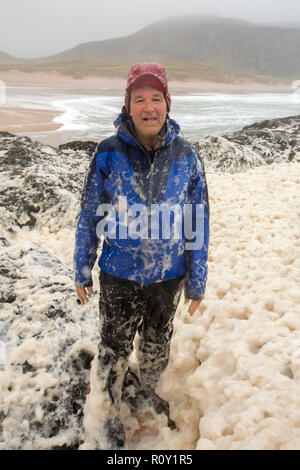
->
[2, 0, 300, 449]
[0, 70, 294, 137]
[0, 107, 62, 133]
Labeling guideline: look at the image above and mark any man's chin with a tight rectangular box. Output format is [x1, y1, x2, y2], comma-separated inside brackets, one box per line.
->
[140, 128, 159, 137]
[146, 124, 162, 132]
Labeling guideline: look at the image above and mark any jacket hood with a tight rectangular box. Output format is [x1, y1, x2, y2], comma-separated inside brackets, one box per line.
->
[113, 106, 180, 149]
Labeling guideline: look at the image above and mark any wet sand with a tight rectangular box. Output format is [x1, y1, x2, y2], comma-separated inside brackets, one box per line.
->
[0, 107, 62, 133]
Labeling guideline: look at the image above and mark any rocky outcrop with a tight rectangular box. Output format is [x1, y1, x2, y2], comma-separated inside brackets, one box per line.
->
[58, 140, 97, 154]
[0, 133, 94, 242]
[0, 133, 101, 449]
[0, 241, 97, 449]
[194, 114, 300, 172]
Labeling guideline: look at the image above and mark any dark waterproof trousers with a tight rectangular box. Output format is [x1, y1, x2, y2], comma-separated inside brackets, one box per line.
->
[97, 270, 184, 413]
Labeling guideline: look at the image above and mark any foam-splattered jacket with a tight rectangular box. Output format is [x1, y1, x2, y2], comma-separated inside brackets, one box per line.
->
[73, 108, 210, 299]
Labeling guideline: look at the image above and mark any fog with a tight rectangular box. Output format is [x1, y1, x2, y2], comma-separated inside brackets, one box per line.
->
[0, 0, 299, 58]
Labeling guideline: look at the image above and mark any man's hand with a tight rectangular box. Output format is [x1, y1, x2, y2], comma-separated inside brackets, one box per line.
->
[184, 298, 201, 316]
[76, 285, 93, 305]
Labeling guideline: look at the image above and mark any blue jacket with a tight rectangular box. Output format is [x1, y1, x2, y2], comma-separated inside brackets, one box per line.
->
[73, 108, 209, 299]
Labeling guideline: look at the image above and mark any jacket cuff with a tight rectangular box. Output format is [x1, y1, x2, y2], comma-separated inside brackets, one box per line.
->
[184, 278, 206, 301]
[75, 280, 93, 288]
[185, 294, 204, 301]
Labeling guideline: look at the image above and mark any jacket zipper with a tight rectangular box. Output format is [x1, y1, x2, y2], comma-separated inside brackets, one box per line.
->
[127, 122, 160, 286]
[134, 144, 155, 287]
[141, 158, 155, 287]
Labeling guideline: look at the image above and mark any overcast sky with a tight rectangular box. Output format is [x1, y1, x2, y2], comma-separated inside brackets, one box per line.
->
[1, 0, 299, 58]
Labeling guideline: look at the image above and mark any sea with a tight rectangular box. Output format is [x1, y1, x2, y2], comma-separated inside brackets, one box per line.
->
[4, 84, 300, 146]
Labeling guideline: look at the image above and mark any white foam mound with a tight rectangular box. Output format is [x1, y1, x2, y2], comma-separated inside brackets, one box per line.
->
[153, 161, 300, 450]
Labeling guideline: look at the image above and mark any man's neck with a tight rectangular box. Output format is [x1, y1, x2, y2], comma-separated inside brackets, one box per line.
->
[130, 121, 167, 151]
[135, 133, 156, 151]
[126, 120, 167, 152]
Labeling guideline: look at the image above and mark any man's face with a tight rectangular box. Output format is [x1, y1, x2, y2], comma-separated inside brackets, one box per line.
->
[129, 86, 167, 145]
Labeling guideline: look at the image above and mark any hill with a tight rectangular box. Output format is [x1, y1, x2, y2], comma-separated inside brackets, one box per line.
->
[0, 15, 299, 81]
[0, 50, 19, 64]
[266, 22, 300, 29]
[39, 15, 300, 78]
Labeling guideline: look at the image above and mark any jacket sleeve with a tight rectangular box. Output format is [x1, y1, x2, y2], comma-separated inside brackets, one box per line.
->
[184, 152, 210, 300]
[73, 145, 108, 287]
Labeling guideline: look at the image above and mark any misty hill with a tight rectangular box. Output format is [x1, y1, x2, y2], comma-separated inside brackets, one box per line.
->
[267, 22, 300, 29]
[0, 50, 19, 64]
[40, 15, 300, 78]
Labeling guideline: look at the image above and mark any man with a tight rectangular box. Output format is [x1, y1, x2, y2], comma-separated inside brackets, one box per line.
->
[74, 63, 209, 449]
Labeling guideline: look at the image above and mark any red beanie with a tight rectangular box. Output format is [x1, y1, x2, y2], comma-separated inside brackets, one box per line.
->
[125, 63, 171, 114]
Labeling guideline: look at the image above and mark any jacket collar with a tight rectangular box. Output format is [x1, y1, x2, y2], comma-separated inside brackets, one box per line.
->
[113, 106, 180, 150]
